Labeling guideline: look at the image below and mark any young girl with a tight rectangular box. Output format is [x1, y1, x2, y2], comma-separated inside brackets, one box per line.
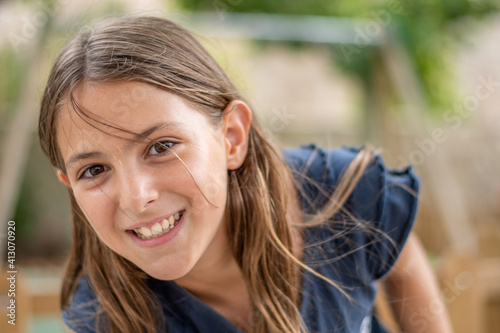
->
[38, 16, 453, 333]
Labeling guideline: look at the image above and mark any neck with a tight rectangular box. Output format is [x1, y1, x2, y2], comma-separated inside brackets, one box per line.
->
[174, 208, 240, 292]
[175, 218, 251, 328]
[176, 246, 243, 298]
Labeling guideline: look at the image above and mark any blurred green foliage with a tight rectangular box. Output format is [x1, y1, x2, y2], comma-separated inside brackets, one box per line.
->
[176, 0, 499, 113]
[0, 49, 25, 119]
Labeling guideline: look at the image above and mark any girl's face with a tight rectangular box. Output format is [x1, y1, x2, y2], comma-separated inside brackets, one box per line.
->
[56, 81, 247, 281]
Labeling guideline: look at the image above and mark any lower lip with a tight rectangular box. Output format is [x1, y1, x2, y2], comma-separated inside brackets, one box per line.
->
[127, 213, 184, 248]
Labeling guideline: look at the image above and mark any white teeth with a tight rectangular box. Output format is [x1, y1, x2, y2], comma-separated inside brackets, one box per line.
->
[133, 211, 183, 240]
[151, 223, 162, 235]
[140, 226, 152, 237]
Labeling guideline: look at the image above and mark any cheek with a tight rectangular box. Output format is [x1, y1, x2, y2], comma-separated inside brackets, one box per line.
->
[205, 171, 228, 205]
[181, 151, 229, 213]
[190, 172, 228, 218]
[73, 189, 116, 236]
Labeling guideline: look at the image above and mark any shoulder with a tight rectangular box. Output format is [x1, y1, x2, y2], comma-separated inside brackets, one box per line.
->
[283, 144, 358, 181]
[62, 277, 101, 333]
[283, 143, 418, 187]
[283, 145, 363, 213]
[283, 144, 419, 217]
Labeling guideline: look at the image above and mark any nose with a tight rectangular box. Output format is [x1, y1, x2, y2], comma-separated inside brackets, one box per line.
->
[117, 165, 159, 213]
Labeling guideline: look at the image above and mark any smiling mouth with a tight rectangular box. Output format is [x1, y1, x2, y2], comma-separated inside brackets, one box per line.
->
[133, 210, 184, 240]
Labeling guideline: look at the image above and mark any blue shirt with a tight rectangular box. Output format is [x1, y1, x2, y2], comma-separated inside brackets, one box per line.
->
[62, 145, 419, 332]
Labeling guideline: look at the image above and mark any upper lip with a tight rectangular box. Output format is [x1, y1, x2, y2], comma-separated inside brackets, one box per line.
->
[126, 210, 183, 230]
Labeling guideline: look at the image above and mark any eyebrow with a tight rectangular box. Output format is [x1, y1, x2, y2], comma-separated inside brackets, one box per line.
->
[133, 123, 167, 142]
[65, 122, 183, 168]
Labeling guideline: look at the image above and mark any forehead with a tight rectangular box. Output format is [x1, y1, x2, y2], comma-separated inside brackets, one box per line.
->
[67, 81, 187, 124]
[55, 81, 211, 161]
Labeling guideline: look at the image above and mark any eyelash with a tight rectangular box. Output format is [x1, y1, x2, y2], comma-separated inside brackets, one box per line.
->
[147, 140, 176, 157]
[78, 165, 110, 180]
[77, 140, 176, 180]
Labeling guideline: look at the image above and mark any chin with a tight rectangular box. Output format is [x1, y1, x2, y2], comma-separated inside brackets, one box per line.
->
[139, 258, 195, 281]
[146, 270, 188, 281]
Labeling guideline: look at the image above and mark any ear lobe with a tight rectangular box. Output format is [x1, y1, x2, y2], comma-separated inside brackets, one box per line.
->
[222, 101, 252, 170]
[57, 169, 72, 188]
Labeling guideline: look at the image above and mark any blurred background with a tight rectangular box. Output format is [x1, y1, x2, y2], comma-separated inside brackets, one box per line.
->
[1, 0, 500, 332]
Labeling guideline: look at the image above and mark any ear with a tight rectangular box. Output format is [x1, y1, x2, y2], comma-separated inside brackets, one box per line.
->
[57, 169, 72, 188]
[222, 100, 252, 170]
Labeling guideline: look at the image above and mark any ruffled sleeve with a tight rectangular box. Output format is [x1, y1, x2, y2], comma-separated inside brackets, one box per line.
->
[284, 145, 419, 280]
[344, 148, 419, 279]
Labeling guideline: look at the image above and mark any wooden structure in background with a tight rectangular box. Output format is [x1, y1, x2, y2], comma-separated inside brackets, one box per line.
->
[0, 271, 30, 333]
[376, 32, 500, 333]
[0, 270, 61, 333]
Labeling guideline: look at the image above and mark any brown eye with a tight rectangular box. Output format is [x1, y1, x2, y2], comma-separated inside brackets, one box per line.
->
[80, 165, 109, 179]
[148, 141, 174, 156]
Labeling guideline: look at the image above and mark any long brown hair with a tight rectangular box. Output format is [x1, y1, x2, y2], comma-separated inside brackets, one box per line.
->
[38, 16, 374, 332]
